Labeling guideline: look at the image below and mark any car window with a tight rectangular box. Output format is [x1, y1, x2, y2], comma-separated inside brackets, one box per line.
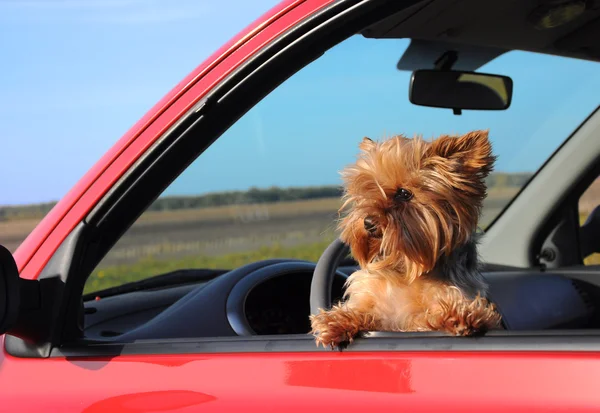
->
[84, 34, 600, 294]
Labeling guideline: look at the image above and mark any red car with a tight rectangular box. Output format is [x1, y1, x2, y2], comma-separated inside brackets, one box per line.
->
[2, 0, 600, 411]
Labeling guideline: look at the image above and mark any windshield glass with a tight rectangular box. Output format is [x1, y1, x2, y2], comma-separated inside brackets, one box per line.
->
[76, 35, 599, 294]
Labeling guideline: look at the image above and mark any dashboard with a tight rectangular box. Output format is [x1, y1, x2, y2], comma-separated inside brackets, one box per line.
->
[244, 268, 349, 335]
[82, 259, 600, 342]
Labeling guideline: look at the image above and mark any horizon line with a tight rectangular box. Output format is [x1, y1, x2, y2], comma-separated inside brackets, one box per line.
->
[0, 171, 535, 209]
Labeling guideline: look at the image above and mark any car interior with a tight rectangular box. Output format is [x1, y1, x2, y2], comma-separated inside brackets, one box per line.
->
[77, 0, 600, 343]
[4, 0, 600, 357]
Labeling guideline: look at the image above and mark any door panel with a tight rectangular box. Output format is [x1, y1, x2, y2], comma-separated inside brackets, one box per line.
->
[2, 350, 599, 412]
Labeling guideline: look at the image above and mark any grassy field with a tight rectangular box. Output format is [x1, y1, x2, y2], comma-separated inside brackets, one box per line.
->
[82, 187, 518, 294]
[5, 181, 600, 295]
[85, 239, 335, 294]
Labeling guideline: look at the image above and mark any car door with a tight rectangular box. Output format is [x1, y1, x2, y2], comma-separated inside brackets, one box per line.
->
[3, 0, 600, 411]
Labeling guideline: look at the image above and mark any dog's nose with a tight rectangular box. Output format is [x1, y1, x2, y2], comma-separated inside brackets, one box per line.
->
[364, 216, 378, 234]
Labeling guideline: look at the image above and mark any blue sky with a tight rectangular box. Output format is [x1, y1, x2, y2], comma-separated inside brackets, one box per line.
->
[0, 0, 280, 205]
[1, 1, 599, 205]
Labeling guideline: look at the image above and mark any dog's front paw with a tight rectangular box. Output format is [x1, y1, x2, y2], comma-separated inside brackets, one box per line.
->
[428, 294, 502, 337]
[309, 307, 365, 351]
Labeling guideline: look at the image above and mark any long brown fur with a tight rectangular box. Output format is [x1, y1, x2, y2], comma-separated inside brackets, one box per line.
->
[310, 130, 502, 349]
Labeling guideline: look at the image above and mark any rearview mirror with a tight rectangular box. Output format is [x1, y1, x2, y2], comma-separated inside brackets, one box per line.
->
[409, 69, 513, 112]
[0, 244, 20, 335]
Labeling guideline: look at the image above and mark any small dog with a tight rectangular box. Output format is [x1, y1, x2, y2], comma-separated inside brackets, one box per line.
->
[310, 130, 502, 350]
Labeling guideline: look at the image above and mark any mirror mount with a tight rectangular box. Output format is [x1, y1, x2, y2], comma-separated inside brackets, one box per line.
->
[0, 244, 63, 351]
[434, 50, 459, 71]
[434, 50, 463, 115]
[10, 277, 63, 344]
[0, 244, 20, 336]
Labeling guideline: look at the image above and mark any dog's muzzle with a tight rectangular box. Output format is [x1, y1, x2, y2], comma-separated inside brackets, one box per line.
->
[364, 216, 382, 237]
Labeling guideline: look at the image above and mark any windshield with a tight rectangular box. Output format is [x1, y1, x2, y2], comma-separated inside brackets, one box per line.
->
[65, 36, 600, 294]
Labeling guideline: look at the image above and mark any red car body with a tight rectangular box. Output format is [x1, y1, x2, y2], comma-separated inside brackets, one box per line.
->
[2, 0, 600, 411]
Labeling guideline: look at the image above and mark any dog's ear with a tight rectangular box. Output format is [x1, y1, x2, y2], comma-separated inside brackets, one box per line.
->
[429, 130, 496, 176]
[359, 137, 376, 152]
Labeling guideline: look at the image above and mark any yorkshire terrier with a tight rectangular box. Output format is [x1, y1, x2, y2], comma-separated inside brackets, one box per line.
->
[310, 130, 502, 350]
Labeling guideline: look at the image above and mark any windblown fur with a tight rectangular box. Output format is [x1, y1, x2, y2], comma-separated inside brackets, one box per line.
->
[310, 130, 502, 350]
[429, 233, 488, 299]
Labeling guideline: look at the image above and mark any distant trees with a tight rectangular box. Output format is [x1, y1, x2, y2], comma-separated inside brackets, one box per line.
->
[0, 173, 532, 221]
[485, 172, 531, 188]
[0, 201, 57, 222]
[147, 185, 344, 211]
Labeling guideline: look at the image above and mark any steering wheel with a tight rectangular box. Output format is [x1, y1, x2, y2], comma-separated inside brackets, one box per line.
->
[309, 238, 350, 315]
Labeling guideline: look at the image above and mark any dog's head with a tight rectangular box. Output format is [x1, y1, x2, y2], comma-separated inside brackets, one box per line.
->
[338, 130, 495, 281]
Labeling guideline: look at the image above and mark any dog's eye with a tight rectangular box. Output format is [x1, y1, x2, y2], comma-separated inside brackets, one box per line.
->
[394, 188, 413, 202]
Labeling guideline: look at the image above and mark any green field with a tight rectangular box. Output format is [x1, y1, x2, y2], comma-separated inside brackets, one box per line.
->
[83, 191, 515, 293]
[84, 208, 600, 295]
[85, 238, 335, 294]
